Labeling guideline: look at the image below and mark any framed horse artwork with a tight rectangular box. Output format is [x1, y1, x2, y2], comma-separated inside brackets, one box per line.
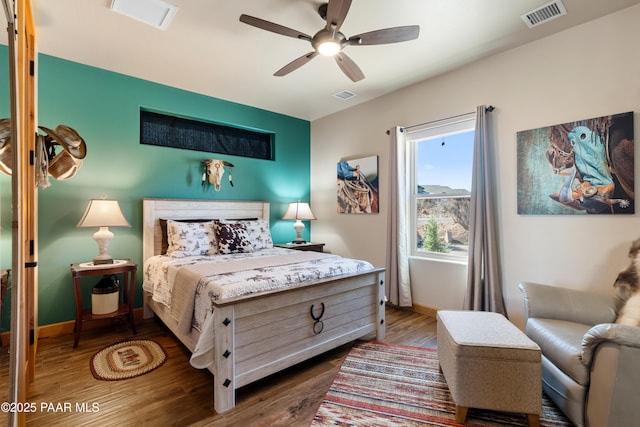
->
[337, 155, 379, 214]
[516, 111, 634, 215]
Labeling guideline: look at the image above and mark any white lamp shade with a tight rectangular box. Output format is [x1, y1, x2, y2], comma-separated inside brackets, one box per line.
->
[77, 199, 131, 228]
[282, 202, 316, 221]
[282, 202, 316, 244]
[77, 199, 130, 264]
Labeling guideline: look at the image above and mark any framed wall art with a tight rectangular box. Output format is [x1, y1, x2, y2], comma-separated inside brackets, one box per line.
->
[516, 111, 634, 215]
[337, 155, 379, 214]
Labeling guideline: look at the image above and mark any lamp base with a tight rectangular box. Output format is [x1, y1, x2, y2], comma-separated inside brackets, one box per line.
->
[93, 226, 115, 265]
[292, 220, 306, 245]
[93, 256, 114, 265]
[290, 239, 307, 244]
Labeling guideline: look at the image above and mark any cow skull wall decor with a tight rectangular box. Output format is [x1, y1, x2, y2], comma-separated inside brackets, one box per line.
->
[202, 158, 234, 191]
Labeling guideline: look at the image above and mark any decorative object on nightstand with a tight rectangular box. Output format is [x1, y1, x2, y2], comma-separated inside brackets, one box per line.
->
[0, 269, 9, 320]
[70, 260, 137, 348]
[77, 198, 131, 265]
[91, 274, 120, 315]
[275, 242, 325, 253]
[282, 201, 316, 244]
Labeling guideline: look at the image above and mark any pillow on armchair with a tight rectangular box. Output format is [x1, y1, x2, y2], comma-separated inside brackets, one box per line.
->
[613, 237, 640, 326]
[616, 293, 640, 326]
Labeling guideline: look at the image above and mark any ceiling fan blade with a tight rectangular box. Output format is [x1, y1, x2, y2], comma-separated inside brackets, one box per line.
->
[240, 14, 312, 42]
[274, 52, 318, 77]
[347, 25, 420, 46]
[334, 52, 364, 82]
[325, 0, 351, 31]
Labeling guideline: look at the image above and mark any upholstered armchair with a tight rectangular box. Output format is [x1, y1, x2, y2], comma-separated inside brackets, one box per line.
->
[519, 281, 640, 427]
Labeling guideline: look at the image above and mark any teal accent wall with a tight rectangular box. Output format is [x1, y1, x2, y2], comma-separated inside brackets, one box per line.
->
[0, 45, 10, 331]
[0, 48, 311, 327]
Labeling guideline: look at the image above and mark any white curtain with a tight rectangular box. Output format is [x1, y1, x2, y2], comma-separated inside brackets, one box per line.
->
[386, 126, 412, 307]
[464, 106, 506, 314]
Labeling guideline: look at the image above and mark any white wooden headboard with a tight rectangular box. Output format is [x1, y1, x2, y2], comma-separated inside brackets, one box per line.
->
[142, 198, 270, 263]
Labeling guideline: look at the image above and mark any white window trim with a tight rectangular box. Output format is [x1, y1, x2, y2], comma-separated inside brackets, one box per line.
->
[406, 113, 476, 263]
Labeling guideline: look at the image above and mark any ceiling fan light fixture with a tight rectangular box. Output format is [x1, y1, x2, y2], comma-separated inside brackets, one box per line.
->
[312, 29, 344, 56]
[318, 40, 341, 56]
[239, 1, 420, 81]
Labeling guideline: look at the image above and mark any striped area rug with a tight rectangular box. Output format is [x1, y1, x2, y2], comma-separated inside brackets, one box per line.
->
[311, 341, 572, 426]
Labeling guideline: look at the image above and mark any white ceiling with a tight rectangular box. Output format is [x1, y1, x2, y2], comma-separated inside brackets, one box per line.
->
[6, 0, 640, 121]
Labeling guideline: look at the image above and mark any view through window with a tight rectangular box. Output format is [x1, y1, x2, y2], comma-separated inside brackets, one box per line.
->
[408, 116, 475, 260]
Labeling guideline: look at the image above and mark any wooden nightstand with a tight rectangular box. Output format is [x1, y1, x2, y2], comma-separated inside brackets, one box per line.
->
[0, 269, 8, 320]
[70, 260, 137, 348]
[275, 242, 325, 253]
[0, 269, 7, 348]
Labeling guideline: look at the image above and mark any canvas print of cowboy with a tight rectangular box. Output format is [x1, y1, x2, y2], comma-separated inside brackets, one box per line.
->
[337, 155, 379, 214]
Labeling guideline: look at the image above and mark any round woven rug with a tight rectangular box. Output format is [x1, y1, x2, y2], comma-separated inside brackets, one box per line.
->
[90, 339, 168, 381]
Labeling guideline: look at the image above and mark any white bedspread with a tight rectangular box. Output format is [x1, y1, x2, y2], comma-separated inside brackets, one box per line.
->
[143, 247, 374, 368]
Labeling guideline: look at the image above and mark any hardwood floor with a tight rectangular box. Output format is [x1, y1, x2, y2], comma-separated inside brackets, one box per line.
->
[0, 306, 436, 426]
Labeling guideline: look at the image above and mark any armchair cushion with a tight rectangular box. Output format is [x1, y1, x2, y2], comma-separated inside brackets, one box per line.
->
[519, 282, 619, 325]
[526, 318, 591, 385]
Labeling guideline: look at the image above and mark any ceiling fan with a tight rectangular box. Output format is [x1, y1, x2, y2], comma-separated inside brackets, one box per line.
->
[239, 0, 420, 82]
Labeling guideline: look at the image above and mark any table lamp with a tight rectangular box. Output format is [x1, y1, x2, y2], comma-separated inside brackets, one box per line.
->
[77, 199, 131, 264]
[282, 201, 316, 244]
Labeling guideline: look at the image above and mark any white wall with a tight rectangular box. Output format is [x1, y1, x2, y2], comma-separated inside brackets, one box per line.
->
[310, 5, 640, 328]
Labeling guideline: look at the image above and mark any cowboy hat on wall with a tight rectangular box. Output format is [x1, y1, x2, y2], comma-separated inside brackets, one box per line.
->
[0, 119, 87, 183]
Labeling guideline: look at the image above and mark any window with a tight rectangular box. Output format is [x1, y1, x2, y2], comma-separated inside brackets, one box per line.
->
[140, 109, 274, 160]
[407, 114, 475, 261]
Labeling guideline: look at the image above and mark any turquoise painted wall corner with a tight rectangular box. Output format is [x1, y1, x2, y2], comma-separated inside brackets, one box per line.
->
[0, 49, 311, 327]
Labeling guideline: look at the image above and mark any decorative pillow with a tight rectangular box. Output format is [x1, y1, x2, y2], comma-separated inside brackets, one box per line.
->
[616, 293, 640, 326]
[159, 218, 214, 255]
[166, 220, 217, 257]
[242, 219, 273, 250]
[214, 220, 254, 254]
[221, 219, 273, 250]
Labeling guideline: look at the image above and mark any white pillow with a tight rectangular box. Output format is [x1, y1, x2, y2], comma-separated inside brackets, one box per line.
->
[166, 220, 217, 257]
[239, 219, 273, 250]
[616, 293, 640, 327]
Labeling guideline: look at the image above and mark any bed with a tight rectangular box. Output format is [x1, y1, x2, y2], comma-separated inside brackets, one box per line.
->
[141, 198, 386, 413]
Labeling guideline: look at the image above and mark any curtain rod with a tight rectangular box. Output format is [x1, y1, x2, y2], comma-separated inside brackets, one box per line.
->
[386, 105, 495, 135]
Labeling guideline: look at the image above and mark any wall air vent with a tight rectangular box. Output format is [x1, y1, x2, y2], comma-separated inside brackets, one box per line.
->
[333, 90, 357, 100]
[521, 0, 567, 29]
[110, 0, 178, 30]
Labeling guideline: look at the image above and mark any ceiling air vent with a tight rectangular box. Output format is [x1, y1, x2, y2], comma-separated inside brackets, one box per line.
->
[521, 0, 567, 29]
[110, 0, 178, 30]
[333, 90, 357, 100]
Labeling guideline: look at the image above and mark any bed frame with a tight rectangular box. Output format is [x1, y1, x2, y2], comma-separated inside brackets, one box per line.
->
[142, 198, 386, 413]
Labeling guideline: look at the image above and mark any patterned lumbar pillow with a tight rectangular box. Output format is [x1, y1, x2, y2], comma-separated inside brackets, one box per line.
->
[214, 220, 254, 254]
[166, 220, 217, 257]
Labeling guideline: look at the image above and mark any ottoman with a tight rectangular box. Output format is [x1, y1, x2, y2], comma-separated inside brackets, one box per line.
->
[437, 310, 542, 426]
